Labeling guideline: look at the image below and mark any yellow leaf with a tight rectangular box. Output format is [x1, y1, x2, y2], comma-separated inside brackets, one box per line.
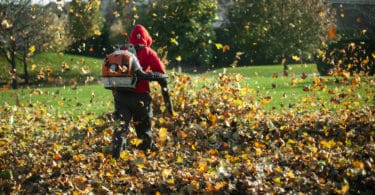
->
[159, 127, 168, 142]
[198, 161, 208, 173]
[320, 139, 336, 149]
[162, 168, 172, 178]
[215, 43, 223, 49]
[342, 70, 350, 79]
[287, 139, 296, 144]
[32, 89, 43, 95]
[254, 141, 266, 149]
[338, 183, 350, 194]
[57, 101, 64, 107]
[31, 64, 37, 71]
[170, 37, 178, 45]
[261, 96, 272, 104]
[136, 163, 144, 169]
[81, 66, 90, 74]
[94, 30, 101, 36]
[273, 177, 282, 183]
[105, 172, 114, 178]
[130, 138, 143, 146]
[158, 117, 165, 125]
[215, 181, 227, 190]
[166, 178, 175, 185]
[255, 148, 262, 156]
[292, 55, 300, 61]
[87, 126, 94, 133]
[29, 45, 36, 53]
[291, 78, 297, 86]
[97, 152, 105, 159]
[286, 171, 295, 179]
[352, 160, 365, 170]
[176, 155, 184, 164]
[73, 154, 86, 162]
[275, 166, 283, 174]
[120, 151, 131, 160]
[192, 144, 196, 150]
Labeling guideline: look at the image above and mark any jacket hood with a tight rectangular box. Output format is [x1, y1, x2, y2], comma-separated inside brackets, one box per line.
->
[128, 24, 153, 47]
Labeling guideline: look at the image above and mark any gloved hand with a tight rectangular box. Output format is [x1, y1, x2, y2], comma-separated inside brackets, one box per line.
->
[157, 76, 168, 88]
[147, 71, 168, 87]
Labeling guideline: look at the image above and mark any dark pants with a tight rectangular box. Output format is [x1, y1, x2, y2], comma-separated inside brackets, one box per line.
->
[113, 91, 153, 150]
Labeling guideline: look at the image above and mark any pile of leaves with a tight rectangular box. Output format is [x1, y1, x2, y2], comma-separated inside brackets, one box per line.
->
[0, 73, 374, 194]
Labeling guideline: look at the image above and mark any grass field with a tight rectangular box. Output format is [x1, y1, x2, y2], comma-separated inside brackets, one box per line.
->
[0, 53, 373, 115]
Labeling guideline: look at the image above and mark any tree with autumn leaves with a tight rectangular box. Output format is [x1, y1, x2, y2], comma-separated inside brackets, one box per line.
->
[129, 0, 218, 68]
[1, 0, 357, 89]
[0, 0, 65, 89]
[224, 0, 335, 67]
[67, 0, 106, 56]
[0, 0, 104, 89]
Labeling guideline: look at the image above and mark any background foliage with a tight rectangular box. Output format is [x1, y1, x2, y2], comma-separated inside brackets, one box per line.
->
[132, 0, 218, 68]
[1, 0, 374, 89]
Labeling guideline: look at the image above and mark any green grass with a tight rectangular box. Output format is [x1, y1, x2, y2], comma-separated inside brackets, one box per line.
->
[195, 64, 373, 111]
[0, 53, 103, 86]
[1, 53, 373, 114]
[0, 85, 114, 115]
[204, 63, 318, 77]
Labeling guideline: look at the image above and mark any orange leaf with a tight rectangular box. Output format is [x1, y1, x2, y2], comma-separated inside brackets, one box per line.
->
[328, 24, 336, 40]
[53, 152, 62, 160]
[261, 96, 272, 104]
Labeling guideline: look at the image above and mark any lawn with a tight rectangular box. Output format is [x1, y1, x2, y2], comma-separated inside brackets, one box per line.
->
[1, 52, 372, 114]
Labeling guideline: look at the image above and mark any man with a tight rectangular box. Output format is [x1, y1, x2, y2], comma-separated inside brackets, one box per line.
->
[112, 24, 167, 158]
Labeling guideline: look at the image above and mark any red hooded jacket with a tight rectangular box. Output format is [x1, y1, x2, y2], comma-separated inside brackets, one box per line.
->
[126, 24, 166, 93]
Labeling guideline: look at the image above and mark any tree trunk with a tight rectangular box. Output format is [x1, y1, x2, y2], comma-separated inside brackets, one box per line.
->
[11, 43, 18, 89]
[282, 56, 289, 77]
[23, 44, 29, 85]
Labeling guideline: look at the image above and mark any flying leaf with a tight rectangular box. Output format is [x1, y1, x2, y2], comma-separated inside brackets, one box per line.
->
[222, 45, 230, 52]
[292, 55, 300, 61]
[328, 24, 336, 40]
[215, 43, 223, 49]
[28, 45, 36, 54]
[170, 37, 178, 45]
